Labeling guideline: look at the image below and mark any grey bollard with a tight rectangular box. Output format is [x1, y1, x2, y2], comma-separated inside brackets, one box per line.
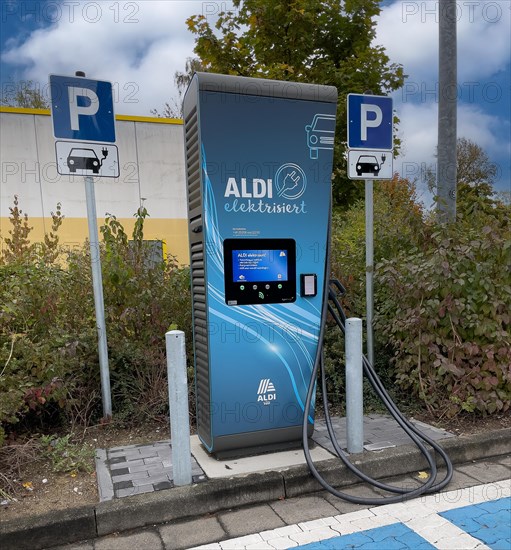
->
[166, 330, 192, 485]
[346, 318, 364, 454]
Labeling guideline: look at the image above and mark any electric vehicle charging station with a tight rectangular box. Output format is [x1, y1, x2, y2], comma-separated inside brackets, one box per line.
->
[183, 73, 337, 454]
[183, 72, 452, 503]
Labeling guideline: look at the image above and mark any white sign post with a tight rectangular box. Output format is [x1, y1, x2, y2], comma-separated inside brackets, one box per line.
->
[50, 72, 116, 419]
[347, 94, 394, 366]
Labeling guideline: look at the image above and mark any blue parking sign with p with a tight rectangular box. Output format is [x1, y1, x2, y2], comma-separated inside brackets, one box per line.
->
[50, 75, 116, 143]
[347, 94, 393, 150]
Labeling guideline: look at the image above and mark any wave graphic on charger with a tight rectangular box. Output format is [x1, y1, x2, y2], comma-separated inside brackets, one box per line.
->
[202, 147, 318, 418]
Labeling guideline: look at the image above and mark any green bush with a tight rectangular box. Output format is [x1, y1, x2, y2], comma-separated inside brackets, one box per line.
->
[328, 175, 510, 418]
[0, 198, 192, 444]
[0, 200, 72, 444]
[330, 175, 424, 316]
[1, 174, 508, 444]
[375, 198, 511, 417]
[325, 176, 425, 404]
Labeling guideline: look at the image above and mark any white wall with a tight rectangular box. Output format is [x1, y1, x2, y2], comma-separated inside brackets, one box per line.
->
[0, 109, 190, 261]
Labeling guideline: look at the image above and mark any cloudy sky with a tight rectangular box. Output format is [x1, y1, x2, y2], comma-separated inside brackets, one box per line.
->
[1, 0, 510, 202]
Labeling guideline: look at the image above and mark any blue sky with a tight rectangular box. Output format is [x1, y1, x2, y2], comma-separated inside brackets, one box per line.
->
[1, 0, 509, 203]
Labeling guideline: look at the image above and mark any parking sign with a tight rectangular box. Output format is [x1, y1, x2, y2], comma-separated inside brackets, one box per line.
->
[49, 75, 116, 143]
[347, 94, 393, 150]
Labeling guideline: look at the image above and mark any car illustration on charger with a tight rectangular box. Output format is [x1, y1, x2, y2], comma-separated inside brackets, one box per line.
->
[356, 154, 387, 176]
[305, 114, 335, 159]
[67, 147, 108, 174]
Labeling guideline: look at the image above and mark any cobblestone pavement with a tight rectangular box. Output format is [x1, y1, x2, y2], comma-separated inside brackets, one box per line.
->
[95, 415, 453, 501]
[190, 483, 510, 549]
[95, 441, 207, 501]
[58, 455, 510, 550]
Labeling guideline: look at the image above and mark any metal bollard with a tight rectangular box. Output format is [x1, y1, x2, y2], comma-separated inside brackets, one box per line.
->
[166, 330, 192, 485]
[346, 318, 364, 454]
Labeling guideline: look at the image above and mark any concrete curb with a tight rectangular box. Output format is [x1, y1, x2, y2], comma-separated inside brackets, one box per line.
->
[95, 470, 285, 536]
[1, 428, 509, 550]
[0, 504, 96, 550]
[282, 428, 511, 498]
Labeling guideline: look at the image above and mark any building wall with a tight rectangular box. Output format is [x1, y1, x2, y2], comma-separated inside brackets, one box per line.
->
[0, 108, 189, 264]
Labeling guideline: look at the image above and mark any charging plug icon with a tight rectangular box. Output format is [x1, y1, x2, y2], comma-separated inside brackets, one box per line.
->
[279, 170, 301, 196]
[274, 163, 307, 199]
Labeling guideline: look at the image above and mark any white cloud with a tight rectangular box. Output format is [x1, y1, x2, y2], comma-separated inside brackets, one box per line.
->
[1, 1, 217, 115]
[376, 0, 510, 196]
[393, 100, 507, 204]
[3, 0, 509, 117]
[2, 0, 509, 192]
[397, 100, 504, 160]
[376, 0, 511, 84]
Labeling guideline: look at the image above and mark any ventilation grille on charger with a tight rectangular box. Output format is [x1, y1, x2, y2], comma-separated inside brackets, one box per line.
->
[184, 103, 211, 445]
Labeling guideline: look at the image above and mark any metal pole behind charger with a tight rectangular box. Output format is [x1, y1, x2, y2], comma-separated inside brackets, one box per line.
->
[84, 174, 112, 418]
[166, 330, 192, 486]
[365, 179, 374, 367]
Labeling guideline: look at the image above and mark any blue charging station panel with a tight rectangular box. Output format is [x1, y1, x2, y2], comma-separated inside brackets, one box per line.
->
[183, 73, 337, 454]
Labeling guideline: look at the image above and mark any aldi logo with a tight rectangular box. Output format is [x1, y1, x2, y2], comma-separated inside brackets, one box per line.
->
[257, 378, 276, 405]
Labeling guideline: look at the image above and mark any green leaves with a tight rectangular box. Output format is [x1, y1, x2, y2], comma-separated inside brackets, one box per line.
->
[375, 194, 511, 417]
[185, 0, 405, 209]
[40, 434, 94, 474]
[1, 197, 193, 442]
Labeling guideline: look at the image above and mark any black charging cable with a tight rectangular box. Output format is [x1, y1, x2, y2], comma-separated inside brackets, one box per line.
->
[301, 203, 453, 504]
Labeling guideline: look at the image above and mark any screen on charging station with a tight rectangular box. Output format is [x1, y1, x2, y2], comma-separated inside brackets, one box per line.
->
[232, 249, 288, 283]
[224, 238, 296, 305]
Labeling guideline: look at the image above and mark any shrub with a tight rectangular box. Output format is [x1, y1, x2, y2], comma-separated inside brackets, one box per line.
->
[375, 199, 511, 417]
[0, 200, 71, 444]
[328, 175, 510, 418]
[325, 176, 425, 405]
[98, 209, 193, 422]
[330, 175, 424, 316]
[0, 198, 192, 443]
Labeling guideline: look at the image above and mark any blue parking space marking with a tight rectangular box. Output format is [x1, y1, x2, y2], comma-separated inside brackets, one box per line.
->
[199, 482, 511, 550]
[440, 496, 511, 550]
[296, 523, 435, 549]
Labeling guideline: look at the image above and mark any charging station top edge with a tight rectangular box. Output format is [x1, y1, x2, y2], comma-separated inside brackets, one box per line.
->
[190, 72, 338, 103]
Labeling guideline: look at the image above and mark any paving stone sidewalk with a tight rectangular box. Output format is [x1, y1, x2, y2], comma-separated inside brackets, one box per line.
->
[95, 414, 454, 502]
[95, 441, 207, 501]
[312, 414, 454, 454]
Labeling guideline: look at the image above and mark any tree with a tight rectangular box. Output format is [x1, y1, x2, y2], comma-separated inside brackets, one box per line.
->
[427, 138, 501, 215]
[456, 137, 497, 196]
[151, 58, 205, 118]
[174, 57, 206, 97]
[186, 0, 405, 208]
[1, 80, 49, 109]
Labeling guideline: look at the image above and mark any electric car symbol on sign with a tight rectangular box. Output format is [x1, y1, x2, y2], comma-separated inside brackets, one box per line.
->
[67, 148, 101, 173]
[305, 114, 335, 159]
[356, 155, 381, 176]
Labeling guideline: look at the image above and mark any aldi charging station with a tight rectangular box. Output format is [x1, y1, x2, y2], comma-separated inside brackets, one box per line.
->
[183, 73, 337, 454]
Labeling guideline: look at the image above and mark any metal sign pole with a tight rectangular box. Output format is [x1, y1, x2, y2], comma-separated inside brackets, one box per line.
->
[84, 174, 112, 418]
[365, 178, 374, 367]
[437, 0, 457, 222]
[347, 93, 394, 368]
[49, 71, 115, 418]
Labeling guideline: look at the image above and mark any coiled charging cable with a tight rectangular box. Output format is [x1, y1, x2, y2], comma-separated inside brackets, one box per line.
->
[302, 206, 453, 504]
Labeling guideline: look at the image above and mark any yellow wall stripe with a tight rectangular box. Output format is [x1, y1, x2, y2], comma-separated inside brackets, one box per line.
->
[0, 106, 51, 115]
[116, 114, 182, 125]
[0, 216, 190, 265]
[0, 106, 183, 125]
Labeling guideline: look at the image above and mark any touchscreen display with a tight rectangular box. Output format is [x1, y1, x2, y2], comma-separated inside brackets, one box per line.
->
[232, 249, 288, 283]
